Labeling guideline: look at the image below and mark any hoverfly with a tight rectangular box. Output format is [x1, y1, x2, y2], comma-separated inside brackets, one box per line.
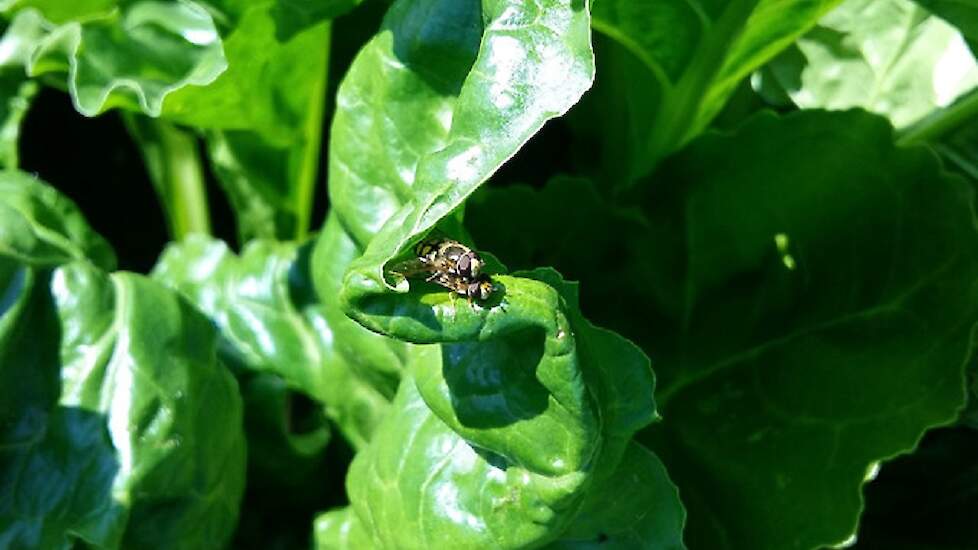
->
[429, 271, 495, 303]
[414, 238, 485, 280]
[390, 237, 495, 303]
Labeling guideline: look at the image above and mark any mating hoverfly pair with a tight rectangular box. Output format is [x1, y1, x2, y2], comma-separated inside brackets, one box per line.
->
[392, 237, 495, 303]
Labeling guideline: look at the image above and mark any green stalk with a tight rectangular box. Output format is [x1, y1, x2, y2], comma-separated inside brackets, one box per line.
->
[897, 89, 978, 147]
[293, 21, 331, 240]
[125, 115, 211, 238]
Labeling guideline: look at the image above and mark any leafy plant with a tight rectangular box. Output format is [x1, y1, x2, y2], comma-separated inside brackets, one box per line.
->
[1, 0, 977, 549]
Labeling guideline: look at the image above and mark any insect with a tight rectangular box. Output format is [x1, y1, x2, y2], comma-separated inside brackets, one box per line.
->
[390, 237, 496, 303]
[414, 238, 485, 280]
[430, 271, 495, 303]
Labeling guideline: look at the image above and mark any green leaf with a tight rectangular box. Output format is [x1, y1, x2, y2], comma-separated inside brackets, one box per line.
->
[190, 7, 330, 241]
[0, 170, 115, 269]
[153, 229, 399, 448]
[762, 0, 978, 129]
[0, 260, 245, 549]
[327, 0, 594, 257]
[466, 176, 645, 288]
[270, 0, 362, 40]
[584, 0, 841, 182]
[915, 0, 978, 52]
[0, 10, 42, 169]
[339, 266, 661, 548]
[0, 0, 115, 23]
[26, 1, 228, 118]
[468, 111, 978, 550]
[314, 506, 373, 550]
[615, 110, 978, 550]
[310, 214, 407, 448]
[152, 235, 331, 400]
[543, 442, 686, 550]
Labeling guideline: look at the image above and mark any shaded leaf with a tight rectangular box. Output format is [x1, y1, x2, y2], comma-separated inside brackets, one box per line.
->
[0, 259, 245, 549]
[191, 5, 330, 241]
[271, 0, 362, 40]
[469, 110, 978, 550]
[582, 0, 841, 183]
[617, 110, 978, 550]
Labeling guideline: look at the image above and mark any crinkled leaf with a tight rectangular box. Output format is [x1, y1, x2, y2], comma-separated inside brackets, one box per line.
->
[164, 5, 328, 141]
[0, 9, 42, 169]
[543, 442, 686, 550]
[0, 260, 245, 549]
[339, 266, 660, 548]
[152, 235, 331, 400]
[761, 0, 978, 129]
[582, 0, 841, 183]
[153, 229, 399, 448]
[0, 170, 115, 269]
[616, 110, 978, 550]
[27, 1, 227, 117]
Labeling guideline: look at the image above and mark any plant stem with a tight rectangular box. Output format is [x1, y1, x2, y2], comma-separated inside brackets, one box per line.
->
[293, 21, 331, 240]
[897, 89, 978, 147]
[125, 115, 211, 239]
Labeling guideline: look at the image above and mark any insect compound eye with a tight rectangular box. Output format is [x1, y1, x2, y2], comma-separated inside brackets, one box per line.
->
[457, 254, 471, 275]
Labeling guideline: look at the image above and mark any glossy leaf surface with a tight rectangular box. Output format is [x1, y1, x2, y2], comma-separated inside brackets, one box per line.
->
[329, 0, 594, 254]
[154, 231, 397, 448]
[0, 175, 245, 549]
